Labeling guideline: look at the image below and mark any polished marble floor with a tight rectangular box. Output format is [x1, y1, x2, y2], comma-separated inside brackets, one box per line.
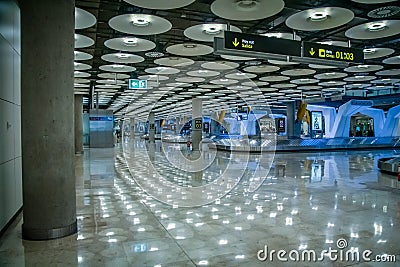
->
[1, 139, 400, 266]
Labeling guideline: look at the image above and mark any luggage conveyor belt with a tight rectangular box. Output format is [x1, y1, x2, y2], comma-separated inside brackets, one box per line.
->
[209, 137, 400, 153]
[378, 157, 400, 175]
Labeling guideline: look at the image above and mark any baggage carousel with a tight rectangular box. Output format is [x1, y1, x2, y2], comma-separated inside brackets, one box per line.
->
[378, 156, 400, 175]
[208, 137, 400, 153]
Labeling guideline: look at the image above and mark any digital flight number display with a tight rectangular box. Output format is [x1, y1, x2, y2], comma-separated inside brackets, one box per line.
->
[303, 42, 363, 64]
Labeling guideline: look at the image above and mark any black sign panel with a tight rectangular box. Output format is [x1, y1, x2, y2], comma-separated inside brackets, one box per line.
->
[277, 118, 285, 133]
[303, 42, 364, 64]
[224, 31, 301, 57]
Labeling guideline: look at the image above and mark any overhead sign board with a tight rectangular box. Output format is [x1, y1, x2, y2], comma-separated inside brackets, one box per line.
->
[224, 31, 301, 57]
[194, 119, 202, 130]
[303, 42, 364, 64]
[128, 79, 147, 89]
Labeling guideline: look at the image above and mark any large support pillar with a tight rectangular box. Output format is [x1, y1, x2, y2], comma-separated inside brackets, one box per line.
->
[192, 98, 202, 151]
[148, 112, 155, 143]
[287, 101, 296, 138]
[130, 117, 135, 140]
[74, 94, 83, 154]
[20, 0, 77, 240]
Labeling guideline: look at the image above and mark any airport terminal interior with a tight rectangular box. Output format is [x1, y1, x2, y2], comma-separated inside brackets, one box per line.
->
[1, 0, 400, 266]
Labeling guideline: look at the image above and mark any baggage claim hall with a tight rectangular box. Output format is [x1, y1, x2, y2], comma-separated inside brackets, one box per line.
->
[1, 0, 400, 266]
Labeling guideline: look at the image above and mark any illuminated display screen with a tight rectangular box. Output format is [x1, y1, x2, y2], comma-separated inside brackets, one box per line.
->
[311, 111, 323, 131]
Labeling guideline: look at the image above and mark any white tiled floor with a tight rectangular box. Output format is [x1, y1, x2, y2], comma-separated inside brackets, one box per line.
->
[1, 139, 400, 266]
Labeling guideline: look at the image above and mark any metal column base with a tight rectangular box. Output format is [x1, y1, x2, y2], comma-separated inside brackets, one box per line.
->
[22, 220, 77, 240]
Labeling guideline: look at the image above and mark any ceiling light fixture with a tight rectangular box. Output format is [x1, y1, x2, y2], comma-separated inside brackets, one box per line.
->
[183, 44, 197, 49]
[309, 12, 328, 21]
[204, 25, 222, 35]
[117, 53, 130, 59]
[367, 22, 386, 31]
[132, 17, 150, 27]
[145, 51, 164, 58]
[363, 48, 376, 54]
[123, 38, 138, 46]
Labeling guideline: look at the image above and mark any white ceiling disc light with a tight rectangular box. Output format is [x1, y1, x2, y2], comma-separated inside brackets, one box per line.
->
[243, 65, 280, 73]
[122, 0, 195, 9]
[281, 69, 316, 76]
[186, 70, 220, 77]
[345, 20, 400, 39]
[319, 81, 347, 86]
[225, 72, 257, 80]
[375, 69, 400, 76]
[259, 75, 290, 82]
[99, 64, 136, 72]
[318, 40, 349, 47]
[290, 78, 319, 84]
[220, 55, 256, 61]
[344, 75, 376, 82]
[201, 61, 239, 70]
[268, 60, 299, 65]
[297, 85, 323, 90]
[166, 43, 213, 56]
[75, 7, 96, 29]
[351, 0, 397, 3]
[154, 57, 195, 67]
[74, 34, 94, 48]
[308, 64, 337, 69]
[101, 53, 144, 64]
[175, 77, 205, 83]
[138, 75, 169, 81]
[184, 23, 242, 42]
[104, 37, 156, 52]
[383, 55, 400, 64]
[272, 83, 297, 89]
[145, 67, 180, 75]
[363, 47, 395, 59]
[242, 81, 269, 87]
[74, 62, 91, 71]
[344, 65, 384, 72]
[98, 73, 130, 79]
[109, 14, 172, 35]
[74, 78, 90, 84]
[314, 72, 348, 79]
[210, 78, 239, 85]
[211, 0, 284, 21]
[74, 71, 91, 78]
[260, 32, 301, 40]
[286, 7, 354, 31]
[74, 51, 92, 61]
[96, 79, 125, 85]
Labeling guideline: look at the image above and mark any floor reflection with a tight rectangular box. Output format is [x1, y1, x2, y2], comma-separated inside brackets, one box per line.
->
[0, 140, 399, 266]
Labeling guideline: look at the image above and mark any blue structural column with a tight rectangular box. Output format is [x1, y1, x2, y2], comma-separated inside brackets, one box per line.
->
[20, 0, 77, 240]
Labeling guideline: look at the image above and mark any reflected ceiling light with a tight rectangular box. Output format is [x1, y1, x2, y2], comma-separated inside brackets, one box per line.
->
[357, 65, 369, 69]
[309, 11, 328, 21]
[112, 64, 124, 68]
[132, 17, 150, 27]
[367, 22, 386, 31]
[123, 38, 138, 46]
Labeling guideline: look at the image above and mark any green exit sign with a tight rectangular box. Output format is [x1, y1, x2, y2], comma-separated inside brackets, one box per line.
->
[128, 79, 147, 89]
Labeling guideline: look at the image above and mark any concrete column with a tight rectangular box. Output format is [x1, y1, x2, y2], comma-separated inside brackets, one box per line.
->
[21, 0, 77, 240]
[74, 94, 83, 154]
[130, 117, 135, 140]
[149, 112, 155, 143]
[192, 98, 202, 151]
[287, 101, 295, 138]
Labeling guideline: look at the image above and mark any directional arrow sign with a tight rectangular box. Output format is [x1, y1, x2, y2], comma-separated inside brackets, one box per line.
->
[232, 38, 239, 47]
[128, 79, 147, 89]
[309, 48, 315, 56]
[224, 31, 302, 57]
